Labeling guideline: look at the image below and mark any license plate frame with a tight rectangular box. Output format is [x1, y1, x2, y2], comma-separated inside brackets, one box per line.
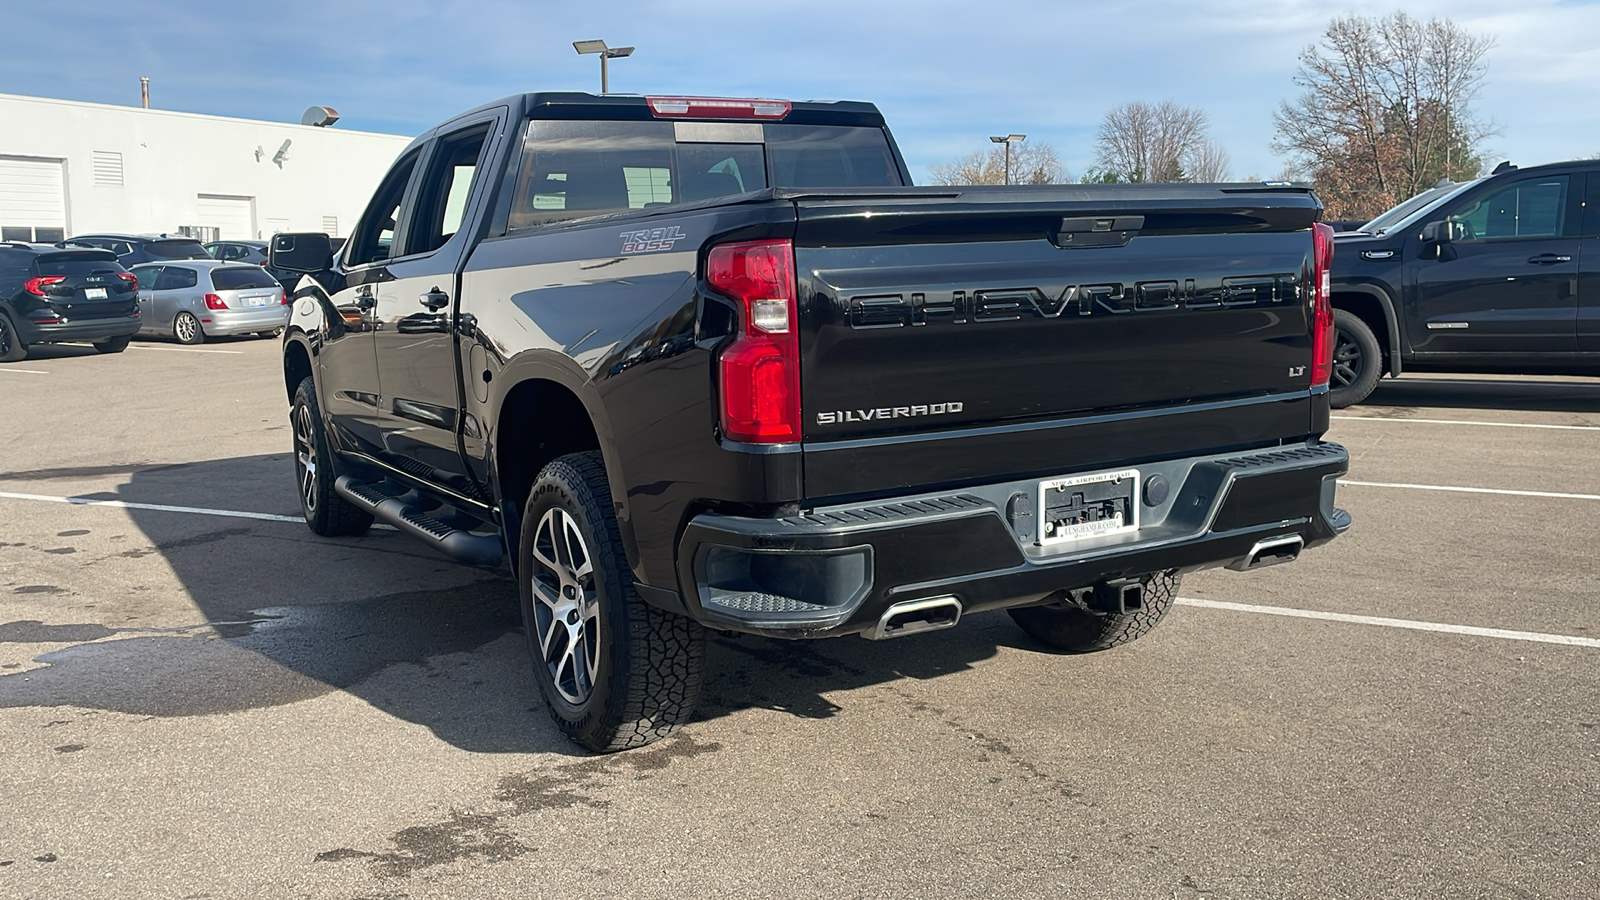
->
[246, 296, 269, 307]
[1037, 467, 1141, 546]
[85, 287, 108, 300]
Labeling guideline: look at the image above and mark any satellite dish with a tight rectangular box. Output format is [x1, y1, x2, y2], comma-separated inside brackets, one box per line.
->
[301, 106, 341, 127]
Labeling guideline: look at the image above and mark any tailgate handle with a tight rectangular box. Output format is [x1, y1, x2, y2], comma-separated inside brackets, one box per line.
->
[1053, 216, 1143, 249]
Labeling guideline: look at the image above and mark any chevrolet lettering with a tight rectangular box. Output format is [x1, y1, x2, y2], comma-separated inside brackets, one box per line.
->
[270, 91, 1349, 754]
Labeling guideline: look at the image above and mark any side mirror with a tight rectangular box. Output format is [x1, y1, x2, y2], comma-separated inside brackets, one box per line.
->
[270, 232, 333, 273]
[1418, 220, 1451, 259]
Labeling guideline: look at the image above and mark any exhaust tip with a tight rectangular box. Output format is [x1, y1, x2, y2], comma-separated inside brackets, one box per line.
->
[1228, 534, 1304, 571]
[863, 596, 962, 640]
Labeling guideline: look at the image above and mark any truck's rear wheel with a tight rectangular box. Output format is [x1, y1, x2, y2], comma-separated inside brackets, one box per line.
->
[1327, 310, 1382, 409]
[290, 377, 374, 537]
[1008, 571, 1180, 653]
[520, 451, 705, 752]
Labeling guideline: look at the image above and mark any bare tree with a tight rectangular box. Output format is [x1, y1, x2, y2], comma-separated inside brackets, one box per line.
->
[1273, 12, 1494, 219]
[927, 141, 1069, 185]
[1187, 140, 1231, 182]
[1092, 101, 1219, 183]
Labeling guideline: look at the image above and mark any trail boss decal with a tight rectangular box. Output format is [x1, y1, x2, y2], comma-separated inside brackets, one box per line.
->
[620, 226, 686, 254]
[817, 402, 964, 426]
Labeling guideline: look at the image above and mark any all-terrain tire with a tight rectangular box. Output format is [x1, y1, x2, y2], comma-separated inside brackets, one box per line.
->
[1008, 570, 1181, 653]
[0, 312, 28, 362]
[290, 376, 374, 537]
[93, 335, 131, 354]
[1327, 309, 1383, 409]
[520, 451, 705, 753]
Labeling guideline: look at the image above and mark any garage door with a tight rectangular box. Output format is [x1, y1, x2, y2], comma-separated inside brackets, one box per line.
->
[0, 156, 67, 243]
[197, 194, 255, 240]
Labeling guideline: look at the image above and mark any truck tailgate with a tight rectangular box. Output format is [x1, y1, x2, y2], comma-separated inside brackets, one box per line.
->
[791, 186, 1324, 500]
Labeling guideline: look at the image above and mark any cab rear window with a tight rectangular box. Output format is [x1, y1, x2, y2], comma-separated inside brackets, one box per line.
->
[506, 119, 902, 231]
[210, 267, 279, 290]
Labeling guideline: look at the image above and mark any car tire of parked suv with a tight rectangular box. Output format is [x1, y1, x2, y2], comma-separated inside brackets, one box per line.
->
[519, 451, 706, 753]
[1008, 570, 1180, 653]
[0, 313, 27, 363]
[93, 336, 131, 354]
[290, 377, 375, 537]
[173, 311, 205, 345]
[1327, 310, 1382, 409]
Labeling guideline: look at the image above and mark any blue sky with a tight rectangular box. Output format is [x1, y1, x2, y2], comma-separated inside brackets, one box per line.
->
[3, 0, 1597, 181]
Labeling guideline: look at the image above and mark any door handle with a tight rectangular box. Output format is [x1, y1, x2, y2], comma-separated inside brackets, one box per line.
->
[1527, 254, 1571, 265]
[353, 285, 376, 310]
[419, 288, 450, 311]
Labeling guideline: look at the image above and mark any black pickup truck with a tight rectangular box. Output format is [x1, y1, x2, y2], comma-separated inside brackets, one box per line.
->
[1327, 159, 1600, 407]
[271, 93, 1350, 752]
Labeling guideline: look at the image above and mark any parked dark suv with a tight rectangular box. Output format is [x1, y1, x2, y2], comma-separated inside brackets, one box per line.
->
[1327, 160, 1600, 407]
[0, 243, 141, 361]
[61, 234, 212, 267]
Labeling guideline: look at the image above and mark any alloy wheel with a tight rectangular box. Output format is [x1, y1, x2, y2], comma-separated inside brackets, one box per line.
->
[1331, 330, 1363, 388]
[529, 507, 601, 705]
[175, 314, 197, 343]
[292, 403, 319, 515]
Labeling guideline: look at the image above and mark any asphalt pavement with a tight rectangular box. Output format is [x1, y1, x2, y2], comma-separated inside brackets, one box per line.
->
[2, 339, 1597, 899]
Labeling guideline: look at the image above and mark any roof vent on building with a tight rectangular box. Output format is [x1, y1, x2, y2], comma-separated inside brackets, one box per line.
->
[302, 106, 341, 127]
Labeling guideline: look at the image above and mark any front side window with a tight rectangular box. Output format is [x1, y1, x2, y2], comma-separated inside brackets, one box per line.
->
[154, 266, 199, 291]
[1450, 177, 1568, 241]
[349, 150, 421, 266]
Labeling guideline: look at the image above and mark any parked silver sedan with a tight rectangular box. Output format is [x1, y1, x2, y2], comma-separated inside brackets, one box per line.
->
[126, 260, 288, 344]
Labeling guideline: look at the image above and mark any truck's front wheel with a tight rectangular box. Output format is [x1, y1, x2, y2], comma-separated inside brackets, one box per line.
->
[1008, 571, 1180, 653]
[520, 452, 705, 752]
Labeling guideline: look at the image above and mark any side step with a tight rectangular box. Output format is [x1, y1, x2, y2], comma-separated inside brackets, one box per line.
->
[334, 475, 504, 567]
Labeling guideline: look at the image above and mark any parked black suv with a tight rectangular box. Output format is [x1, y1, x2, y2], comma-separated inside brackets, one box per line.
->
[1328, 160, 1600, 407]
[62, 234, 212, 267]
[0, 243, 141, 361]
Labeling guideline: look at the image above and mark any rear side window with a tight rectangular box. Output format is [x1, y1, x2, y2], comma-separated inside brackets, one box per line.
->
[130, 265, 161, 286]
[149, 239, 210, 260]
[154, 267, 199, 290]
[210, 267, 278, 290]
[764, 124, 902, 189]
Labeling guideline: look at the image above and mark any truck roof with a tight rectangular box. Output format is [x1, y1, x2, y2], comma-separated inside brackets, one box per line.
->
[448, 92, 888, 129]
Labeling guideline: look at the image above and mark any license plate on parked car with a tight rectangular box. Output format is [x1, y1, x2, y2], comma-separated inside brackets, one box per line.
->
[1038, 468, 1140, 545]
[85, 288, 107, 299]
[246, 296, 269, 307]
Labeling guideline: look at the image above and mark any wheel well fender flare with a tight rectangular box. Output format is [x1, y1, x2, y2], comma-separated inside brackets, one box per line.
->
[1332, 282, 1403, 377]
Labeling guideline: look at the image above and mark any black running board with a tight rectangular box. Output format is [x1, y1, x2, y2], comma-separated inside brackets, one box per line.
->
[334, 475, 504, 567]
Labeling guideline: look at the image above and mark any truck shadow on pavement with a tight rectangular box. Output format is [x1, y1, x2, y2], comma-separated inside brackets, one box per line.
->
[2, 454, 1014, 754]
[1364, 376, 1600, 414]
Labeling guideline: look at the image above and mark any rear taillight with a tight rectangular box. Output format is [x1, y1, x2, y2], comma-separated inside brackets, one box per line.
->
[709, 239, 801, 444]
[118, 272, 138, 290]
[23, 276, 66, 296]
[279, 289, 289, 305]
[1310, 222, 1335, 389]
[204, 293, 227, 310]
[647, 96, 792, 119]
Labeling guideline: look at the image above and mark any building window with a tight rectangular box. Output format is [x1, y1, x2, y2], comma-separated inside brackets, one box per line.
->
[321, 216, 339, 237]
[92, 151, 124, 186]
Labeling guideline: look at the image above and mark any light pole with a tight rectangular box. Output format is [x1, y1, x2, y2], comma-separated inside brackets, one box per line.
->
[573, 40, 635, 94]
[989, 134, 1026, 185]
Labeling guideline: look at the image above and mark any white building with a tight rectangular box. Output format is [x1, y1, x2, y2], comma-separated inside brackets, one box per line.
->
[0, 93, 414, 244]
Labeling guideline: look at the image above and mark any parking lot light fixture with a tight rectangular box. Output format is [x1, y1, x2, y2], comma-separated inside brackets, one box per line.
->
[573, 40, 635, 94]
[989, 134, 1026, 185]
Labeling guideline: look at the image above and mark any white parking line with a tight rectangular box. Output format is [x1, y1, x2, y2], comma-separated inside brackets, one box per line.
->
[1332, 415, 1600, 432]
[0, 367, 50, 375]
[128, 345, 244, 355]
[1341, 480, 1600, 501]
[1178, 597, 1600, 649]
[0, 490, 303, 522]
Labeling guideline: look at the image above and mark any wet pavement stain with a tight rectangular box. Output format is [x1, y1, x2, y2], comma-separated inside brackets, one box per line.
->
[317, 734, 721, 878]
[54, 743, 86, 753]
[56, 530, 90, 537]
[0, 621, 117, 643]
[42, 547, 76, 555]
[34, 853, 57, 863]
[12, 586, 66, 595]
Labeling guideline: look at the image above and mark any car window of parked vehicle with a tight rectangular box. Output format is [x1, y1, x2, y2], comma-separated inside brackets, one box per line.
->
[1584, 174, 1600, 237]
[1449, 177, 1569, 241]
[148, 239, 211, 260]
[110, 241, 135, 256]
[763, 124, 903, 189]
[130, 265, 161, 287]
[210, 267, 279, 290]
[33, 251, 122, 277]
[405, 123, 492, 256]
[349, 150, 422, 266]
[154, 266, 199, 290]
